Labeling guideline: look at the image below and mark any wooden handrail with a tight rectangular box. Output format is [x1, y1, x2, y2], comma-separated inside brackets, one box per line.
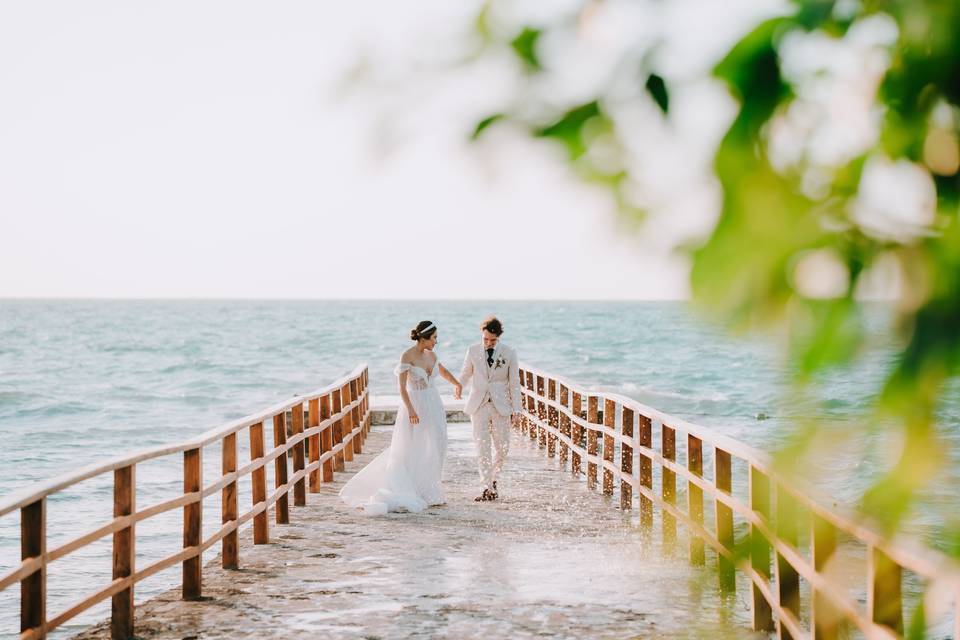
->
[517, 364, 960, 640]
[0, 364, 368, 519]
[2, 364, 370, 640]
[520, 363, 960, 587]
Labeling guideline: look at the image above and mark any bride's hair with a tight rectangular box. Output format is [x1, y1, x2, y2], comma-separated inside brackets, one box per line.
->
[411, 320, 437, 341]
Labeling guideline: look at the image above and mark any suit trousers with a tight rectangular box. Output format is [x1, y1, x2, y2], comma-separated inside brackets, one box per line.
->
[471, 401, 511, 491]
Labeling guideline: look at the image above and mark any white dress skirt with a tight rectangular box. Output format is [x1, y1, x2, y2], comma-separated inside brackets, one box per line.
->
[339, 361, 448, 515]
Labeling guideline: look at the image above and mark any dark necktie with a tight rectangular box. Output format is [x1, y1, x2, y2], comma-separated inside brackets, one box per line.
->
[486, 347, 494, 366]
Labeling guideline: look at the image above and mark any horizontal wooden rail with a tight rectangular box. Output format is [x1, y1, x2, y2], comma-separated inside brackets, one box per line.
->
[1, 364, 370, 640]
[518, 364, 960, 640]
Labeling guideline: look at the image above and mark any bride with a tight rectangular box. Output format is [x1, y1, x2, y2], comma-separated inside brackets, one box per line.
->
[339, 320, 462, 515]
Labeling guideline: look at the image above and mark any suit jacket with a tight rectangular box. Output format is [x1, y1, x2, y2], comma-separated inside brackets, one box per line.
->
[460, 341, 521, 416]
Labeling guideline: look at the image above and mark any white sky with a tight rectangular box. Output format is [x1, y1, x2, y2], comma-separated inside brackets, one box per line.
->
[0, 1, 776, 300]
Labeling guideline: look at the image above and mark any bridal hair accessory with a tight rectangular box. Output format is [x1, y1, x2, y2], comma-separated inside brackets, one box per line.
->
[410, 321, 437, 341]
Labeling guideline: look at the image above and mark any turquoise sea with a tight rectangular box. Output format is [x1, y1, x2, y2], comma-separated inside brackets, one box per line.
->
[0, 300, 957, 636]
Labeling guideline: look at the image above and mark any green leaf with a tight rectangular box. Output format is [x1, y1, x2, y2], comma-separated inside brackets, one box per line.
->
[906, 599, 927, 640]
[644, 74, 669, 114]
[793, 0, 837, 31]
[471, 114, 505, 140]
[535, 101, 603, 160]
[789, 298, 863, 378]
[510, 27, 543, 71]
[474, 2, 493, 43]
[714, 17, 793, 142]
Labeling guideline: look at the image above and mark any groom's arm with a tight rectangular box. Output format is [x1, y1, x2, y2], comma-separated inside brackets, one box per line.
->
[460, 348, 474, 389]
[508, 347, 521, 414]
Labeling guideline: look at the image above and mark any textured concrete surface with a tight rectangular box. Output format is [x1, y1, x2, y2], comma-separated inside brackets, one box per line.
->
[73, 424, 764, 639]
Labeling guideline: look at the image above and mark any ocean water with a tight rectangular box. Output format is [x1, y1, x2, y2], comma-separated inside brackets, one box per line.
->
[0, 300, 957, 636]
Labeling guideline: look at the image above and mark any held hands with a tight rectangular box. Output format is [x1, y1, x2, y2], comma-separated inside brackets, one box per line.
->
[453, 383, 462, 400]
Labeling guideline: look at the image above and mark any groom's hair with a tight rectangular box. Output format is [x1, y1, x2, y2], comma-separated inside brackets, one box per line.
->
[481, 316, 503, 336]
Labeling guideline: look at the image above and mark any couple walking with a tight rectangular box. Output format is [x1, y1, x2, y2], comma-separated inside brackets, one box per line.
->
[339, 316, 521, 515]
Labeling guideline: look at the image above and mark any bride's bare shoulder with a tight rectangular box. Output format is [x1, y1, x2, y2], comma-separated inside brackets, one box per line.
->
[400, 347, 417, 363]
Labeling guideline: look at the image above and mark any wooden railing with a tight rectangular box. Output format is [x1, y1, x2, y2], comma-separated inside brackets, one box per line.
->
[517, 364, 960, 640]
[0, 364, 370, 640]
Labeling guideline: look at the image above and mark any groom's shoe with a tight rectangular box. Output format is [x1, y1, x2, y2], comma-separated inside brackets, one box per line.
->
[474, 488, 495, 502]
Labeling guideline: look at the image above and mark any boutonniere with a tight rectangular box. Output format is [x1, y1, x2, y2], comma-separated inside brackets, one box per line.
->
[493, 355, 506, 369]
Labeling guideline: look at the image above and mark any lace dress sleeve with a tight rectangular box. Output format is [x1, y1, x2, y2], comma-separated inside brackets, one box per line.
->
[394, 362, 412, 377]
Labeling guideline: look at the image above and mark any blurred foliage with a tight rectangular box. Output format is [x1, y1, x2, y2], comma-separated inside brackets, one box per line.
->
[468, 0, 960, 569]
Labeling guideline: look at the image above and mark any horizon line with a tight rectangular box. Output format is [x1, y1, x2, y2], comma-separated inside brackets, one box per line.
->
[0, 296, 693, 302]
[0, 296, 901, 304]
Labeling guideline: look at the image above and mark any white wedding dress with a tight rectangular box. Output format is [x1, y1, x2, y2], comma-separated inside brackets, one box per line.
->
[339, 360, 448, 515]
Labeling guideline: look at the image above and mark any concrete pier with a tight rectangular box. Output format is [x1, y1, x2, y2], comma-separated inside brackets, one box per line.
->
[72, 423, 760, 639]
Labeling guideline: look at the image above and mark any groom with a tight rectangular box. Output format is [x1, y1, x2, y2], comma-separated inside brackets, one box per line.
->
[458, 315, 521, 502]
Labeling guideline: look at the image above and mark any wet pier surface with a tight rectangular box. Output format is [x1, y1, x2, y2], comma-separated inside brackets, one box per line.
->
[75, 426, 764, 639]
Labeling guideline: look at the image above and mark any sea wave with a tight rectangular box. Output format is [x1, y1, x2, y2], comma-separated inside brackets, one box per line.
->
[618, 382, 730, 406]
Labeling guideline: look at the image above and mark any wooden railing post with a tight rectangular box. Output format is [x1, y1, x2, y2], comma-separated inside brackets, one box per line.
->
[602, 399, 615, 496]
[536, 376, 547, 449]
[250, 421, 269, 544]
[363, 369, 371, 436]
[868, 546, 903, 634]
[662, 425, 677, 546]
[308, 398, 321, 492]
[620, 407, 634, 510]
[272, 413, 290, 525]
[361, 372, 370, 437]
[571, 391, 583, 475]
[182, 447, 202, 600]
[111, 465, 135, 640]
[517, 368, 527, 433]
[547, 379, 557, 458]
[527, 372, 537, 440]
[357, 372, 364, 435]
[354, 376, 364, 445]
[291, 403, 306, 506]
[21, 498, 46, 638]
[776, 485, 800, 639]
[687, 435, 704, 565]
[332, 391, 345, 471]
[587, 396, 599, 490]
[750, 465, 774, 631]
[321, 394, 336, 478]
[953, 586, 960, 638]
[559, 384, 570, 465]
[715, 447, 735, 593]
[638, 415, 653, 527]
[350, 379, 362, 454]
[221, 433, 238, 569]
[516, 370, 524, 434]
[955, 587, 959, 640]
[812, 514, 838, 639]
[341, 384, 355, 462]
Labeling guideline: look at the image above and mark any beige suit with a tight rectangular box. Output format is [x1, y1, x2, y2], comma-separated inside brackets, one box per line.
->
[460, 342, 520, 491]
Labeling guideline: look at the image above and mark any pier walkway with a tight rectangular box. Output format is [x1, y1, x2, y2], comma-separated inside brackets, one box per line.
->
[73, 425, 756, 639]
[5, 364, 959, 639]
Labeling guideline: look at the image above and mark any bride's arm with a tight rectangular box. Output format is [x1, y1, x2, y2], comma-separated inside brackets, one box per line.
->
[398, 370, 419, 424]
[437, 362, 462, 399]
